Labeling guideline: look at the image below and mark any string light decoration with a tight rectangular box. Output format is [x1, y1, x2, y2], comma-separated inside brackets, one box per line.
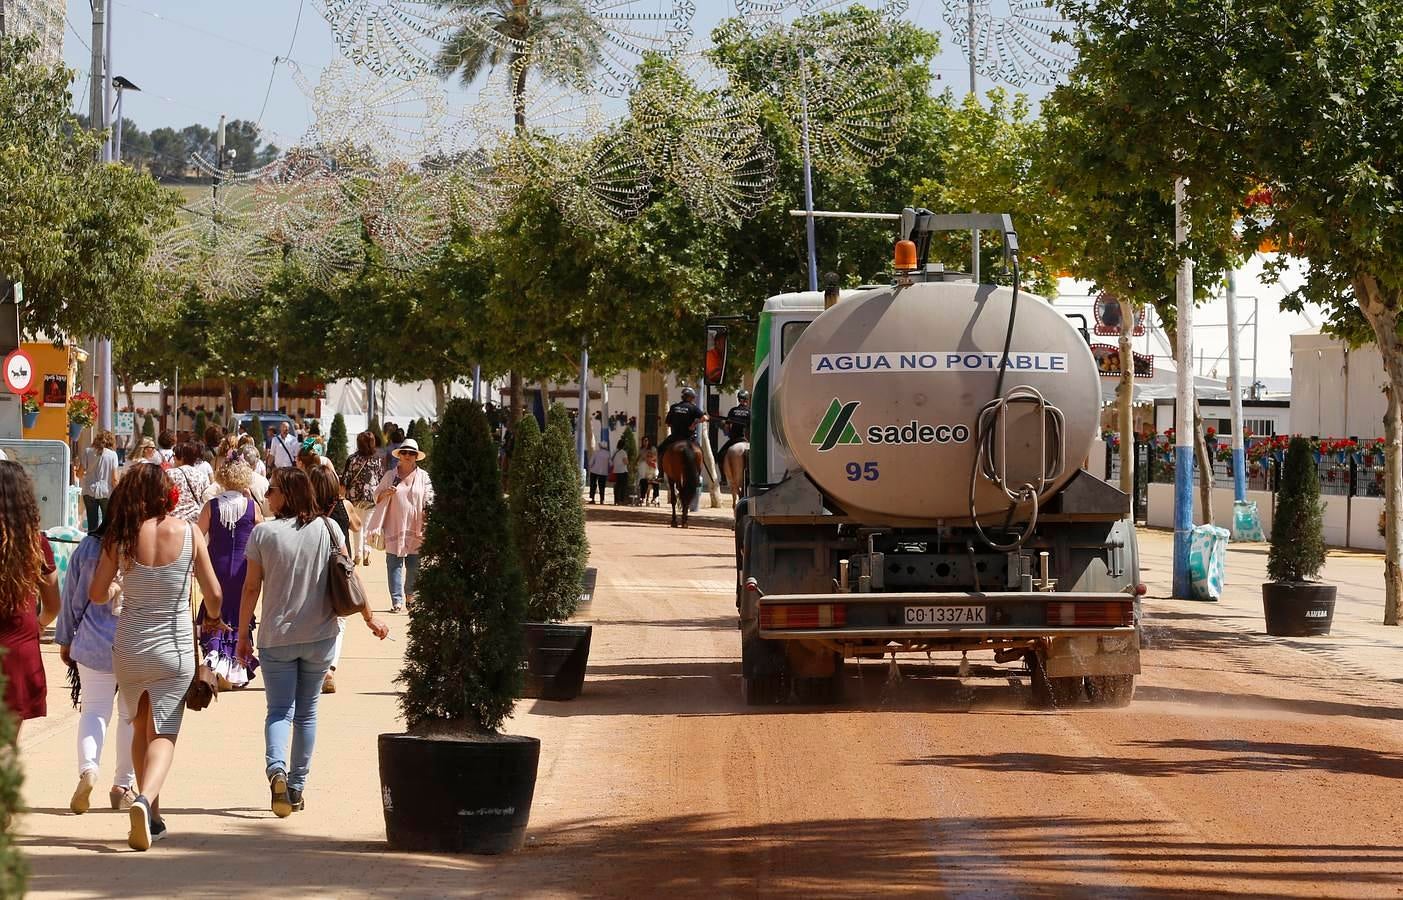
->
[349, 163, 454, 269]
[627, 55, 775, 224]
[942, 0, 1076, 87]
[315, 1, 451, 82]
[250, 152, 365, 283]
[501, 129, 651, 227]
[291, 59, 450, 166]
[5, 0, 65, 65]
[714, 12, 914, 172]
[733, 0, 908, 25]
[153, 199, 280, 300]
[317, 0, 694, 97]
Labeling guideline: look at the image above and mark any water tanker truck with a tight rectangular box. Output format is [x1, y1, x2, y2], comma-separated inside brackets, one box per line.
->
[727, 210, 1141, 707]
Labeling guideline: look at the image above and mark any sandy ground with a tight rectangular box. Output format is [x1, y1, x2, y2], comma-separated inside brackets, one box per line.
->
[19, 516, 1403, 899]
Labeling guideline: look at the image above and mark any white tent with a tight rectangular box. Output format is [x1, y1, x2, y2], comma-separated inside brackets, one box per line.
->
[324, 379, 489, 436]
[1098, 362, 1228, 404]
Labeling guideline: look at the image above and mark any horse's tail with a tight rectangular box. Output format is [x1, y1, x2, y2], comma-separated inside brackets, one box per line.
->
[681, 441, 700, 499]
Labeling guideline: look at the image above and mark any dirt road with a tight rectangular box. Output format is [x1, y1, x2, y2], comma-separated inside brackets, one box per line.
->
[23, 518, 1403, 898]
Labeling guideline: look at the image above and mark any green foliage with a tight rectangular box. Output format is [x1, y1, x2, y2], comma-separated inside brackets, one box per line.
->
[141, 413, 156, 440]
[0, 670, 25, 896]
[414, 417, 434, 461]
[194, 410, 207, 439]
[508, 415, 542, 500]
[1268, 437, 1327, 583]
[406, 419, 418, 439]
[328, 414, 349, 474]
[619, 427, 638, 475]
[513, 411, 588, 622]
[545, 402, 571, 435]
[249, 412, 263, 444]
[0, 37, 180, 345]
[398, 399, 526, 733]
[368, 416, 383, 449]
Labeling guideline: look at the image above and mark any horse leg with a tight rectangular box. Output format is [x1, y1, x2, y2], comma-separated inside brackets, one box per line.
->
[669, 480, 678, 528]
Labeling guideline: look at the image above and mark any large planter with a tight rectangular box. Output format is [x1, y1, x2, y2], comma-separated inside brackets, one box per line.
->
[378, 732, 539, 855]
[1262, 582, 1336, 636]
[520, 622, 592, 701]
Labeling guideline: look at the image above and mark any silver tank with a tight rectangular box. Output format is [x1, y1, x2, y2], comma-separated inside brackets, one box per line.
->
[773, 280, 1100, 522]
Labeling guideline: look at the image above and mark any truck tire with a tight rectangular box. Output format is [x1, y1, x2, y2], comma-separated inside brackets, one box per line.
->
[1027, 653, 1083, 709]
[792, 669, 844, 705]
[743, 673, 788, 705]
[1086, 674, 1136, 708]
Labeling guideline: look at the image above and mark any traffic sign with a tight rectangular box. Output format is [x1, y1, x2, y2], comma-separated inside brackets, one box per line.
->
[3, 349, 34, 394]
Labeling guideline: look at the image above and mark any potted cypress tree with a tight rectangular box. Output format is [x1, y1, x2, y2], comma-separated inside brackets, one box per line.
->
[142, 411, 157, 440]
[378, 399, 538, 854]
[414, 417, 435, 460]
[328, 413, 349, 473]
[1263, 435, 1336, 635]
[0, 673, 26, 894]
[515, 408, 592, 700]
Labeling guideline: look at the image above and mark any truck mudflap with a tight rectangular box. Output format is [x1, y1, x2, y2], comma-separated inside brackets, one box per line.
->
[755, 590, 1138, 642]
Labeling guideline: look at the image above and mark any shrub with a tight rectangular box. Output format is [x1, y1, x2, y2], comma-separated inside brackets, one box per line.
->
[194, 410, 207, 439]
[0, 670, 25, 895]
[508, 415, 541, 501]
[141, 412, 156, 440]
[398, 399, 527, 734]
[368, 416, 382, 448]
[249, 412, 263, 444]
[414, 417, 434, 460]
[406, 419, 418, 439]
[1267, 436, 1327, 582]
[328, 414, 348, 474]
[514, 411, 588, 623]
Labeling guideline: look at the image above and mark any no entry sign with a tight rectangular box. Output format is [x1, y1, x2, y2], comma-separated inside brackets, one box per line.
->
[3, 349, 34, 394]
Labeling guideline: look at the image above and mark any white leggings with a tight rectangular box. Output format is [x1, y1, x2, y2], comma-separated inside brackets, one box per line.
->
[76, 664, 136, 787]
[348, 502, 374, 560]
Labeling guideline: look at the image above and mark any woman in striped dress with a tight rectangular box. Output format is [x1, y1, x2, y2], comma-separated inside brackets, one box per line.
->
[90, 464, 223, 851]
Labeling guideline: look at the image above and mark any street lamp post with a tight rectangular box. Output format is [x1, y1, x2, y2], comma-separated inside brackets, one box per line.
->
[1172, 178, 1196, 598]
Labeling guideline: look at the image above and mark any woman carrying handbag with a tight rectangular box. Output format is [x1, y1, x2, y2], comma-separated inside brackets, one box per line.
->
[237, 468, 389, 818]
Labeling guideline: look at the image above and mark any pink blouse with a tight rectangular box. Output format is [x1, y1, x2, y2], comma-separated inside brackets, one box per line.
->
[366, 465, 435, 556]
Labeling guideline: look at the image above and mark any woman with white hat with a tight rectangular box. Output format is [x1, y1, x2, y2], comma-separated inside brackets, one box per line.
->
[364, 439, 433, 613]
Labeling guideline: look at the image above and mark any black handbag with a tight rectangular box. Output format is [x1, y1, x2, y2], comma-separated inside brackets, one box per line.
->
[324, 518, 368, 618]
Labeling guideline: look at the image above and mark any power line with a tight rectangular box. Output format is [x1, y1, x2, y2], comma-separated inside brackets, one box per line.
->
[255, 0, 306, 131]
[65, 15, 91, 54]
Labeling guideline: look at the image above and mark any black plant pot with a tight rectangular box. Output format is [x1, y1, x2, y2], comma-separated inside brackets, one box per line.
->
[1262, 581, 1337, 636]
[521, 623, 592, 701]
[378, 732, 539, 855]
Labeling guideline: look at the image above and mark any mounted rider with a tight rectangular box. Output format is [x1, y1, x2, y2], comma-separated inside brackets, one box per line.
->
[715, 390, 750, 469]
[658, 387, 708, 458]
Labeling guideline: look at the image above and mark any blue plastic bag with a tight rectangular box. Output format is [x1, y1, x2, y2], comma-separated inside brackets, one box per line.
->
[1188, 524, 1229, 601]
[1231, 500, 1265, 542]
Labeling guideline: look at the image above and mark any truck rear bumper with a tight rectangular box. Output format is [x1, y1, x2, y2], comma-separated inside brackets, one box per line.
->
[755, 590, 1137, 641]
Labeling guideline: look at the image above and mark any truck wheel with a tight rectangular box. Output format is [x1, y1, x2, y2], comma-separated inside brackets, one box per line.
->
[792, 669, 844, 705]
[743, 673, 787, 705]
[1086, 674, 1136, 708]
[1027, 653, 1084, 709]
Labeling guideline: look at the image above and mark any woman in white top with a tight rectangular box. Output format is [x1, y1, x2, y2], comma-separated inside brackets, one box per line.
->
[168, 442, 211, 524]
[587, 444, 612, 504]
[81, 431, 120, 531]
[610, 440, 632, 505]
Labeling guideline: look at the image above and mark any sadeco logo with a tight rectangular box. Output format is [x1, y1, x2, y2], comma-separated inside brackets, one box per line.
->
[811, 399, 862, 451]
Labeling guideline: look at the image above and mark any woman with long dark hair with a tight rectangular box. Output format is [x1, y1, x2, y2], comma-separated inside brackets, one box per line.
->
[0, 461, 62, 728]
[239, 467, 388, 817]
[90, 463, 223, 851]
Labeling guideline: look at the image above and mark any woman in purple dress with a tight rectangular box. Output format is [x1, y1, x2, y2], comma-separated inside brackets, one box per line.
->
[196, 455, 263, 688]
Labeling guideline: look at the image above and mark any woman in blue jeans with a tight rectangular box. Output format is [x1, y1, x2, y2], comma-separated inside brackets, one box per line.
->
[237, 467, 388, 816]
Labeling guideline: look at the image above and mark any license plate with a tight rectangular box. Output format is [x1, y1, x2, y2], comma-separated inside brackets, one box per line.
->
[904, 605, 987, 625]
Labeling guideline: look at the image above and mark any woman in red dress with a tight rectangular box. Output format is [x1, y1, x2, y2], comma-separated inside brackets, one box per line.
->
[0, 460, 62, 728]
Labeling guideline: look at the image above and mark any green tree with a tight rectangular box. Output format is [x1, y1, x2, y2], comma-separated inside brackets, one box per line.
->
[194, 410, 208, 439]
[0, 37, 180, 342]
[249, 412, 263, 445]
[1054, 0, 1403, 622]
[508, 414, 541, 500]
[1268, 437, 1327, 583]
[141, 412, 156, 440]
[399, 399, 526, 732]
[328, 413, 349, 473]
[513, 410, 588, 622]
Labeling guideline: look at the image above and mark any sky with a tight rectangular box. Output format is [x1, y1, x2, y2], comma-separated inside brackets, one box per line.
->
[59, 0, 1049, 152]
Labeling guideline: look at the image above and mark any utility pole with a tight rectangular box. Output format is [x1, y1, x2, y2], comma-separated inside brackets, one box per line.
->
[86, 0, 116, 433]
[577, 346, 589, 473]
[1226, 269, 1246, 503]
[798, 62, 818, 293]
[967, 0, 981, 284]
[1172, 177, 1196, 599]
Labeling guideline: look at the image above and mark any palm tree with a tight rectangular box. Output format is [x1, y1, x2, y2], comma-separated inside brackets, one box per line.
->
[434, 1, 600, 424]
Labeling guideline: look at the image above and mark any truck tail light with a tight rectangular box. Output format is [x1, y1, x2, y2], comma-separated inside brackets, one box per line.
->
[1049, 601, 1134, 628]
[760, 604, 847, 629]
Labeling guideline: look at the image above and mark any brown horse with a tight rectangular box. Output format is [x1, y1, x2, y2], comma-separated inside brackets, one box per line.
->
[721, 441, 748, 509]
[660, 440, 701, 528]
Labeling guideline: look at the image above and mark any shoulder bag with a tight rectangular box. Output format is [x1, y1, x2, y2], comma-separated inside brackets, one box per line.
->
[182, 527, 219, 711]
[323, 517, 368, 617]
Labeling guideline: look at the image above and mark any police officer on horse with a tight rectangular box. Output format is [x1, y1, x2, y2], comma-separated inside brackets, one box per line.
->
[715, 390, 750, 471]
[658, 387, 707, 527]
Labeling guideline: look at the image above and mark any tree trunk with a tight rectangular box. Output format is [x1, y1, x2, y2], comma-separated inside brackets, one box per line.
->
[431, 379, 448, 420]
[121, 374, 136, 421]
[1194, 398, 1214, 526]
[1117, 299, 1135, 498]
[509, 372, 524, 428]
[222, 378, 234, 430]
[1355, 275, 1402, 625]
